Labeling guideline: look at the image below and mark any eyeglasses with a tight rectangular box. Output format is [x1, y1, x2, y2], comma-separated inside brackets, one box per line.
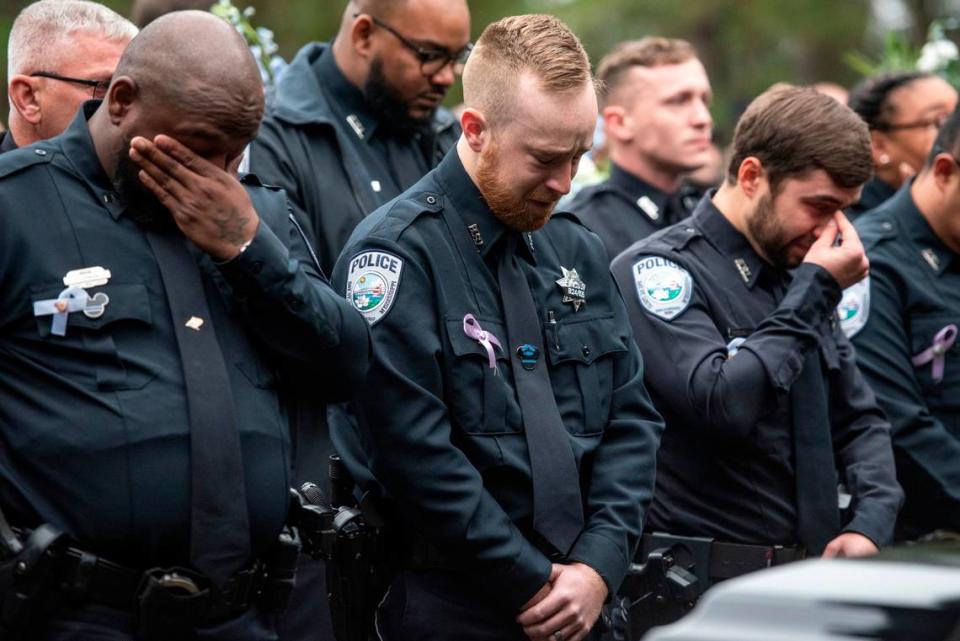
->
[876, 112, 951, 133]
[357, 13, 473, 77]
[30, 71, 111, 100]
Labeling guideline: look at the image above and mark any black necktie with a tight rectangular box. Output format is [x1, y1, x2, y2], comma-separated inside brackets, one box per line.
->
[496, 233, 584, 555]
[790, 332, 840, 554]
[146, 231, 251, 586]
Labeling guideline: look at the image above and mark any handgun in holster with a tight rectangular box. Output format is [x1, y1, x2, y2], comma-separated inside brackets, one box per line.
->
[613, 535, 706, 641]
[0, 504, 69, 641]
[289, 454, 392, 641]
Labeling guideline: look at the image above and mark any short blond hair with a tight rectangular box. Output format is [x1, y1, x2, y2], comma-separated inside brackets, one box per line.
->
[597, 37, 697, 108]
[462, 14, 591, 123]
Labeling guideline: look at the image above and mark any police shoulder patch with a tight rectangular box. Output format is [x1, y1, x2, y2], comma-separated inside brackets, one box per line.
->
[345, 250, 404, 326]
[837, 277, 870, 338]
[632, 255, 694, 320]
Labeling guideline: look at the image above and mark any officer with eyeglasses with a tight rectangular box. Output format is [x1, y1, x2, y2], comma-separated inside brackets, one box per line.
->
[846, 71, 957, 220]
[3, 0, 136, 153]
[250, 3, 470, 641]
[839, 107, 960, 542]
[251, 0, 471, 276]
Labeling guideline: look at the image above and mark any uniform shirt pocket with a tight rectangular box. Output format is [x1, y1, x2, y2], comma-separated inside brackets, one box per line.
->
[545, 313, 629, 436]
[443, 316, 517, 436]
[31, 282, 157, 390]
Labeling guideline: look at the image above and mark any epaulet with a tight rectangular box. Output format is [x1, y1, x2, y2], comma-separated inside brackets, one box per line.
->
[854, 211, 898, 251]
[362, 188, 444, 243]
[240, 172, 283, 192]
[0, 145, 56, 180]
[653, 220, 701, 251]
[551, 208, 586, 226]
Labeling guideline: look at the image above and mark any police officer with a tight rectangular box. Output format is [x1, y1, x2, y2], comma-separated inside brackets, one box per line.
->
[567, 37, 713, 260]
[0, 12, 369, 640]
[250, 0, 470, 275]
[841, 108, 960, 540]
[611, 86, 902, 607]
[331, 14, 664, 641]
[846, 71, 957, 220]
[4, 0, 136, 152]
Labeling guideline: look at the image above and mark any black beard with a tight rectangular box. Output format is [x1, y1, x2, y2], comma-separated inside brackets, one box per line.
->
[112, 139, 175, 231]
[363, 57, 434, 140]
[747, 193, 792, 269]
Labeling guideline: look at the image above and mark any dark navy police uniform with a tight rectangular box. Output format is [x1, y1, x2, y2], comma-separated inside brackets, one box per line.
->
[845, 176, 897, 222]
[0, 107, 370, 639]
[610, 194, 902, 556]
[567, 163, 695, 261]
[841, 184, 960, 539]
[251, 42, 459, 641]
[331, 151, 664, 639]
[251, 42, 459, 276]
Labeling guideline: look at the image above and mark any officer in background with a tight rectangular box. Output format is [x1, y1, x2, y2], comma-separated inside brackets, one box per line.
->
[332, 14, 664, 641]
[567, 37, 713, 260]
[841, 108, 960, 540]
[611, 86, 902, 606]
[846, 71, 957, 219]
[251, 0, 470, 275]
[0, 11, 369, 639]
[4, 0, 136, 152]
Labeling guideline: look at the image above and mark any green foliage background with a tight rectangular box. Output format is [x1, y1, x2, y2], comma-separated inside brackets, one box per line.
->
[0, 0, 946, 138]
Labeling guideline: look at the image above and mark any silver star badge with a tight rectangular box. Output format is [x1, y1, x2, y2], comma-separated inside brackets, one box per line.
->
[556, 266, 586, 311]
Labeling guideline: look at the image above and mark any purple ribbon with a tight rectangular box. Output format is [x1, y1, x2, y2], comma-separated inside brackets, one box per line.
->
[912, 324, 957, 383]
[463, 314, 502, 371]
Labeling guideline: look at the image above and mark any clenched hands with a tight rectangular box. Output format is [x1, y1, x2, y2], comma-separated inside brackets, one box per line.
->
[518, 563, 608, 641]
[130, 135, 258, 261]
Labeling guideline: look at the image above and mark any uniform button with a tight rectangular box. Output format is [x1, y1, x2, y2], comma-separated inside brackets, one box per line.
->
[426, 195, 437, 205]
[251, 260, 264, 274]
[34, 149, 47, 156]
[582, 346, 591, 358]
[288, 295, 304, 310]
[882, 222, 893, 230]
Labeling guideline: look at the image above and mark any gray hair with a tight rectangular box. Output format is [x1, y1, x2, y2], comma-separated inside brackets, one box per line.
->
[7, 1, 138, 81]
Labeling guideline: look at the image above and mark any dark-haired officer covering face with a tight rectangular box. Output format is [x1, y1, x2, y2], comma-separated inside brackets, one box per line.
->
[611, 86, 902, 575]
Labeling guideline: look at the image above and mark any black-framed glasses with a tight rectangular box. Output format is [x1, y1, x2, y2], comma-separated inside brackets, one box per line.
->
[876, 112, 951, 133]
[357, 13, 472, 77]
[30, 71, 111, 99]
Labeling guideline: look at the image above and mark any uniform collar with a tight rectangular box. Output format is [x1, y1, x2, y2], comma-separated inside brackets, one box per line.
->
[693, 191, 768, 289]
[434, 149, 537, 264]
[894, 181, 956, 275]
[0, 130, 18, 154]
[58, 101, 126, 220]
[608, 162, 672, 223]
[316, 45, 380, 142]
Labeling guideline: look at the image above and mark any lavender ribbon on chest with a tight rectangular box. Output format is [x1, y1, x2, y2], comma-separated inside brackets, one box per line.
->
[912, 323, 957, 383]
[463, 314, 502, 371]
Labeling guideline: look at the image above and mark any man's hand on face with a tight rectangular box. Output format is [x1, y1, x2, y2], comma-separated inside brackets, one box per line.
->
[802, 212, 869, 289]
[517, 562, 608, 641]
[822, 532, 879, 558]
[130, 135, 258, 261]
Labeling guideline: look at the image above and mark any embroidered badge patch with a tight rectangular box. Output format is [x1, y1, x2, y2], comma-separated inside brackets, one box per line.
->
[633, 255, 693, 320]
[345, 250, 403, 325]
[838, 277, 870, 338]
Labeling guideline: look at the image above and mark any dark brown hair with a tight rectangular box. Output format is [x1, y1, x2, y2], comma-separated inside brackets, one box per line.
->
[728, 85, 872, 190]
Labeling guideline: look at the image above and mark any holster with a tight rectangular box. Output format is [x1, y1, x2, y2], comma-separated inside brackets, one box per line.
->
[0, 524, 69, 641]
